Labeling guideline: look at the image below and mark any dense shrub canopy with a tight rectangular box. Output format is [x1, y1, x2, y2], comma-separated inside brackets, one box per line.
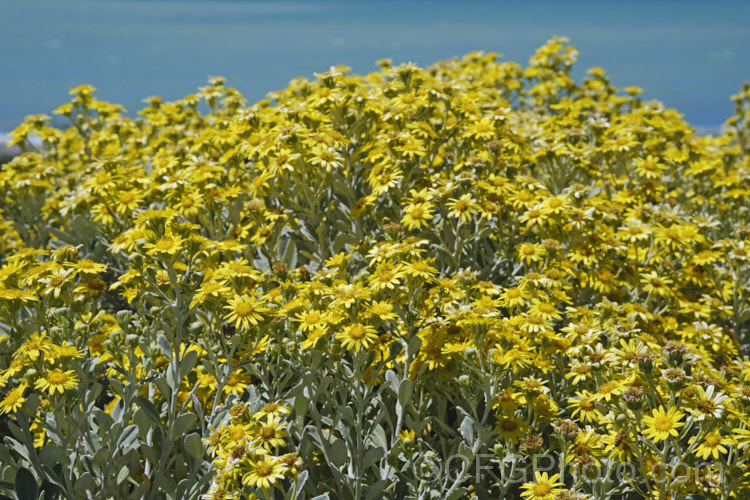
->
[1, 37, 750, 499]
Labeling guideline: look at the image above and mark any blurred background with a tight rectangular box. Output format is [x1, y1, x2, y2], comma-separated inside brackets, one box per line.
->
[1, 0, 749, 134]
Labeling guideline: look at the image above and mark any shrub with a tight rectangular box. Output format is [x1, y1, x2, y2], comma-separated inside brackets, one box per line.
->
[1, 37, 750, 499]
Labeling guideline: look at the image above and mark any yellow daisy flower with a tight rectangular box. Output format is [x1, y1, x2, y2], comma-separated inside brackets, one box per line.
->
[34, 369, 79, 396]
[222, 369, 251, 396]
[642, 406, 685, 442]
[401, 202, 434, 231]
[295, 309, 328, 332]
[143, 232, 184, 256]
[520, 471, 566, 500]
[256, 416, 289, 451]
[254, 401, 291, 420]
[446, 194, 477, 224]
[495, 414, 528, 443]
[567, 390, 602, 423]
[335, 323, 378, 352]
[0, 383, 27, 414]
[224, 294, 269, 330]
[690, 431, 735, 460]
[242, 455, 285, 490]
[299, 327, 328, 351]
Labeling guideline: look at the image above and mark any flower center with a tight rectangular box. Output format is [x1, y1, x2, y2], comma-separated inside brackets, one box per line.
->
[704, 434, 721, 447]
[4, 390, 21, 405]
[599, 381, 617, 394]
[256, 464, 273, 477]
[348, 325, 365, 340]
[500, 419, 518, 431]
[537, 303, 555, 314]
[155, 237, 174, 251]
[235, 302, 255, 317]
[47, 371, 67, 385]
[533, 484, 551, 496]
[580, 399, 594, 411]
[261, 426, 276, 440]
[697, 399, 717, 414]
[261, 402, 279, 413]
[228, 426, 244, 441]
[654, 416, 673, 432]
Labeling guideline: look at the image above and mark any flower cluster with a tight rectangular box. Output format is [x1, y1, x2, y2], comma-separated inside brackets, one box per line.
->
[1, 37, 750, 499]
[203, 400, 299, 497]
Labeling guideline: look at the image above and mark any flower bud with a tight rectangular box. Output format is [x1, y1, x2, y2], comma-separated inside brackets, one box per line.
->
[662, 367, 686, 392]
[50, 307, 70, 321]
[622, 386, 644, 411]
[24, 368, 39, 382]
[664, 341, 688, 367]
[615, 413, 629, 427]
[637, 353, 654, 375]
[115, 310, 132, 327]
